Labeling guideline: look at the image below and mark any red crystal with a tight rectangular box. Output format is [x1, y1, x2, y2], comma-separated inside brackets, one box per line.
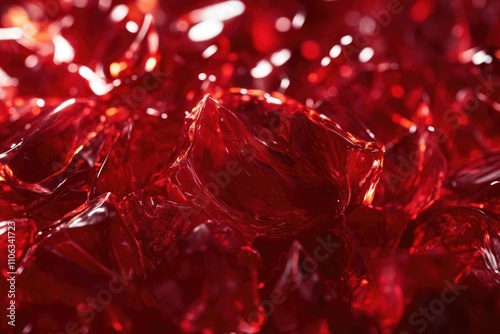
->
[12, 193, 166, 333]
[262, 241, 340, 333]
[399, 205, 499, 277]
[145, 221, 263, 334]
[1, 0, 500, 333]
[374, 127, 448, 226]
[446, 151, 500, 214]
[118, 192, 207, 267]
[157, 89, 383, 238]
[352, 253, 471, 332]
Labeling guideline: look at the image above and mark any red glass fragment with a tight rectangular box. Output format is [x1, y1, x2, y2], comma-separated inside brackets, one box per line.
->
[145, 221, 263, 334]
[374, 127, 447, 226]
[118, 192, 208, 268]
[446, 151, 500, 214]
[262, 241, 340, 333]
[158, 89, 383, 238]
[11, 193, 172, 333]
[399, 206, 499, 279]
[352, 253, 469, 331]
[1, 0, 500, 333]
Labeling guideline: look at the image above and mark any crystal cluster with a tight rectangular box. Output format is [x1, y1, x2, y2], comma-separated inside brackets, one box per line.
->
[0, 0, 499, 333]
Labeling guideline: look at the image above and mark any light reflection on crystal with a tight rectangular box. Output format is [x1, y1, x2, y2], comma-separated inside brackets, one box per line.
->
[0, 0, 499, 333]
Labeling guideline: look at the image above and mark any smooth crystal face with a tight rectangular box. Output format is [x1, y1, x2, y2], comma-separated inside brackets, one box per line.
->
[1, 0, 500, 333]
[160, 89, 384, 238]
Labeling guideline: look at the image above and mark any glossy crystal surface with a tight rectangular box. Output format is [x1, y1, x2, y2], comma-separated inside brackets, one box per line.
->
[0, 0, 499, 333]
[159, 90, 383, 238]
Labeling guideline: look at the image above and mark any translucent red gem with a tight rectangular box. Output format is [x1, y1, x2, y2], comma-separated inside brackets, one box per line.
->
[0, 1, 499, 333]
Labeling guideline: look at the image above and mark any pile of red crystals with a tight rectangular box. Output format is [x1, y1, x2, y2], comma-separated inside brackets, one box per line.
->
[1, 0, 500, 333]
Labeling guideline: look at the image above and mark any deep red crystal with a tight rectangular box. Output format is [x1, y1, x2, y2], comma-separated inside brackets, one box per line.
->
[1, 0, 500, 333]
[156, 89, 383, 238]
[144, 221, 263, 333]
